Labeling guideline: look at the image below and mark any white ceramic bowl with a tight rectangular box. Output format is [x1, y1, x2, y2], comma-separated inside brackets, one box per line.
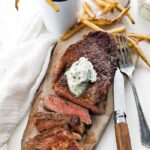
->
[38, 0, 80, 36]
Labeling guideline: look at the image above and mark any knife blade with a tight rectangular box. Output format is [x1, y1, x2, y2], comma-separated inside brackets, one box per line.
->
[114, 68, 132, 150]
[114, 68, 126, 114]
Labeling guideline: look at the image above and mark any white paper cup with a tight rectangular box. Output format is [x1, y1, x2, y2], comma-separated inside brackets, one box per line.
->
[38, 0, 80, 36]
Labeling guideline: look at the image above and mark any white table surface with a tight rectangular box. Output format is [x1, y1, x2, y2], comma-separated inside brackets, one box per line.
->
[2, 0, 150, 150]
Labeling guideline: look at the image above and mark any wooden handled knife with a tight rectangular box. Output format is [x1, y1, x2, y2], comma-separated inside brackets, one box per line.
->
[114, 68, 132, 150]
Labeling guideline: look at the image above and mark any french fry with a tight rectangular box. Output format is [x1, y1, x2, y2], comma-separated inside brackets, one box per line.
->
[82, 20, 104, 31]
[46, 0, 59, 12]
[113, 7, 130, 23]
[93, 0, 106, 11]
[15, 0, 20, 10]
[61, 23, 85, 41]
[135, 38, 144, 44]
[61, 2, 134, 41]
[62, 21, 123, 41]
[93, 0, 115, 13]
[93, 0, 109, 7]
[85, 1, 94, 12]
[102, 6, 112, 13]
[127, 37, 150, 67]
[92, 7, 129, 26]
[92, 19, 112, 26]
[104, 0, 135, 24]
[116, 4, 135, 24]
[62, 7, 129, 40]
[128, 33, 150, 41]
[104, 0, 117, 4]
[79, 8, 85, 20]
[108, 2, 117, 10]
[75, 23, 125, 36]
[93, 7, 129, 26]
[83, 14, 91, 21]
[102, 3, 117, 13]
[83, 2, 95, 19]
[108, 26, 126, 33]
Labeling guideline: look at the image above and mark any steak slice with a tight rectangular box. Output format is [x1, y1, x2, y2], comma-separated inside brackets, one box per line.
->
[25, 128, 83, 150]
[53, 31, 119, 114]
[33, 112, 85, 134]
[43, 94, 91, 125]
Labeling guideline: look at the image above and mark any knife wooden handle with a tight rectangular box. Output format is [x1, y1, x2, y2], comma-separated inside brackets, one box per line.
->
[115, 122, 132, 150]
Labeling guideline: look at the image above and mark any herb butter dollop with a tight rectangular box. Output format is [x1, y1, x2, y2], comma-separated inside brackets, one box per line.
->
[65, 57, 97, 97]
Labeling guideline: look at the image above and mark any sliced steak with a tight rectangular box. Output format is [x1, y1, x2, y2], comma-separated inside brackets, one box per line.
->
[33, 112, 85, 134]
[54, 31, 119, 113]
[25, 128, 83, 150]
[43, 94, 91, 125]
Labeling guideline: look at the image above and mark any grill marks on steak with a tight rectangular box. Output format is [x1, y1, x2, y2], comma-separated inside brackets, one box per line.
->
[33, 112, 85, 134]
[43, 94, 92, 125]
[25, 127, 83, 150]
[54, 31, 119, 113]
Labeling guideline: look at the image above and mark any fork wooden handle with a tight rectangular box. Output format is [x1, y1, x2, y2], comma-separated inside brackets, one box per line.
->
[115, 122, 132, 150]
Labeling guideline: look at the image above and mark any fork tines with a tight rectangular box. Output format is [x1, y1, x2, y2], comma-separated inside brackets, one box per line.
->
[115, 33, 133, 66]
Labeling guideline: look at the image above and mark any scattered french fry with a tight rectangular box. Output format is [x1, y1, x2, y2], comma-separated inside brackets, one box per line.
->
[83, 2, 95, 19]
[82, 20, 104, 31]
[102, 6, 112, 13]
[15, 0, 20, 10]
[108, 2, 117, 10]
[62, 7, 130, 41]
[93, 0, 109, 7]
[14, 0, 150, 70]
[82, 22, 125, 34]
[92, 7, 129, 27]
[79, 8, 85, 20]
[94, 0, 104, 10]
[133, 38, 140, 44]
[103, 0, 117, 4]
[83, 14, 91, 21]
[127, 37, 150, 67]
[108, 26, 126, 33]
[102, 3, 116, 13]
[93, 0, 116, 13]
[92, 19, 112, 26]
[61, 23, 85, 41]
[135, 38, 144, 44]
[128, 33, 150, 41]
[103, 0, 135, 24]
[46, 0, 59, 12]
[93, 0, 104, 10]
[85, 1, 94, 12]
[116, 4, 135, 24]
[92, 7, 129, 26]
[113, 7, 130, 23]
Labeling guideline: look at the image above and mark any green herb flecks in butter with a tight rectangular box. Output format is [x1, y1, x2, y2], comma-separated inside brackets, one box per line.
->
[65, 57, 97, 97]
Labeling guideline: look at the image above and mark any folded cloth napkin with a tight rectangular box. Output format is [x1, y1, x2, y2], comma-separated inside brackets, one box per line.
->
[0, 12, 57, 150]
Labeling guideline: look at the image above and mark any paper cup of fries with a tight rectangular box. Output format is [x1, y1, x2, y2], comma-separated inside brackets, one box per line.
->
[38, 0, 80, 35]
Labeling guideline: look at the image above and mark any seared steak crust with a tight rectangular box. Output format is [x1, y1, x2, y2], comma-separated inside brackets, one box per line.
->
[43, 94, 92, 124]
[25, 128, 83, 150]
[33, 112, 85, 134]
[54, 31, 119, 113]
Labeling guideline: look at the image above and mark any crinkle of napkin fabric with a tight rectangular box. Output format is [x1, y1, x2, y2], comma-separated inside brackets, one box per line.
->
[0, 12, 58, 150]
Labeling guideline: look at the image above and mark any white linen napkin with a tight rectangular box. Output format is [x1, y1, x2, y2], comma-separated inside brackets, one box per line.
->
[0, 12, 58, 150]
